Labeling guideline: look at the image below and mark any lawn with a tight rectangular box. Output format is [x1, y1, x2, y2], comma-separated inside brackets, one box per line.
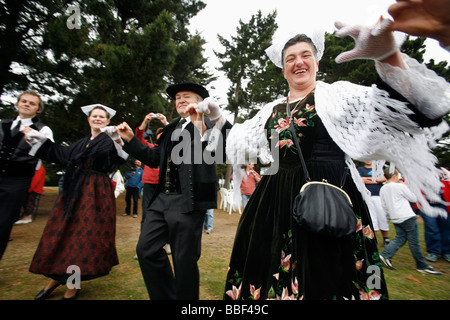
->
[1, 187, 448, 301]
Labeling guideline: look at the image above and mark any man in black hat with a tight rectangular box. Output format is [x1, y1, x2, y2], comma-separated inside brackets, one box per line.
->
[115, 81, 231, 300]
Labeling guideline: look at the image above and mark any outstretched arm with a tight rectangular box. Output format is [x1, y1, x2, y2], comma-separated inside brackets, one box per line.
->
[116, 122, 161, 168]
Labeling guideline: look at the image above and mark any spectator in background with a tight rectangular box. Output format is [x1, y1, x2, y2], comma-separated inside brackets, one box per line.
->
[135, 113, 168, 216]
[135, 113, 169, 256]
[57, 170, 65, 194]
[240, 162, 261, 208]
[416, 167, 450, 263]
[204, 209, 214, 234]
[358, 161, 390, 246]
[124, 160, 143, 218]
[379, 168, 442, 275]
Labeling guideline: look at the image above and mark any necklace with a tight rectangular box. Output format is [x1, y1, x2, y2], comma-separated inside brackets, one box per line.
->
[286, 97, 304, 122]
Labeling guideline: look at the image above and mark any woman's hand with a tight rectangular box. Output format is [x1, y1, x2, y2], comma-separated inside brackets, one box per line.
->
[334, 17, 406, 63]
[100, 126, 121, 141]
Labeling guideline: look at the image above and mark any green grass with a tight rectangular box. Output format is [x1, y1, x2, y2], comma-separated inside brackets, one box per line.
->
[1, 188, 448, 300]
[376, 221, 450, 300]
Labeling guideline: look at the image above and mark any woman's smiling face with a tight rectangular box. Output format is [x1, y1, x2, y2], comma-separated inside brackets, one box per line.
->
[88, 108, 110, 129]
[282, 41, 319, 91]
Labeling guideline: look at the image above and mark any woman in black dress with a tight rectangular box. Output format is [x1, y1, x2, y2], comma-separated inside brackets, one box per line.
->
[23, 105, 127, 299]
[224, 21, 448, 300]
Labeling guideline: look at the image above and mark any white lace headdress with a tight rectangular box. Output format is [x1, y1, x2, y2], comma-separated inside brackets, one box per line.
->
[265, 29, 325, 68]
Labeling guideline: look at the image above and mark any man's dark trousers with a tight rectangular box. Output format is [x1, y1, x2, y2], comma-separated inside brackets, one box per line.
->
[136, 193, 205, 300]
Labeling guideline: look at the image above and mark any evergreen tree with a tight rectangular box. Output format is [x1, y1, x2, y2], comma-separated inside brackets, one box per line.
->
[215, 10, 278, 123]
[214, 10, 278, 186]
[0, 0, 211, 184]
[0, 0, 211, 143]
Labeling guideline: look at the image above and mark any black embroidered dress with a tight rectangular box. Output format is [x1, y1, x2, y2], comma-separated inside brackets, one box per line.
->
[29, 133, 125, 282]
[224, 93, 387, 300]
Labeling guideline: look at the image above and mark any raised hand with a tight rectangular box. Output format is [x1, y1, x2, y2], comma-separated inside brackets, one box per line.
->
[334, 17, 406, 63]
[196, 98, 222, 121]
[115, 122, 135, 142]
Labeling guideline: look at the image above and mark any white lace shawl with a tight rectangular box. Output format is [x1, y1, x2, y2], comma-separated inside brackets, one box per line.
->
[226, 55, 449, 217]
[375, 53, 450, 120]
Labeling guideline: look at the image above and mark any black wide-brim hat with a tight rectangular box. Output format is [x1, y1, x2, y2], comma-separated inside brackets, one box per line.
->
[166, 81, 209, 100]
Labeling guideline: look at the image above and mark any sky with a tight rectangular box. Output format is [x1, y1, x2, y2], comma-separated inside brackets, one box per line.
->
[188, 0, 450, 109]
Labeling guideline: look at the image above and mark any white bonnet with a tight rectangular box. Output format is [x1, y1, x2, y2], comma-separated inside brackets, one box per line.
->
[81, 104, 116, 118]
[265, 29, 325, 68]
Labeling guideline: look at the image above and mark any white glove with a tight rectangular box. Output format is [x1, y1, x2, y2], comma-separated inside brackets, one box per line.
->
[334, 17, 406, 63]
[196, 97, 222, 121]
[101, 126, 120, 140]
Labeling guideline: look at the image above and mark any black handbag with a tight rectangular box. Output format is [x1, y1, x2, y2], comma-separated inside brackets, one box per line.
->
[287, 100, 357, 238]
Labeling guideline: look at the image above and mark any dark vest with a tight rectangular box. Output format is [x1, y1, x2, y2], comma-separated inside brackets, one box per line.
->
[123, 117, 232, 212]
[156, 119, 219, 211]
[0, 117, 46, 177]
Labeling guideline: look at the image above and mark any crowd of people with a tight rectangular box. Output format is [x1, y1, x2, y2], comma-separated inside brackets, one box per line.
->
[0, 0, 449, 300]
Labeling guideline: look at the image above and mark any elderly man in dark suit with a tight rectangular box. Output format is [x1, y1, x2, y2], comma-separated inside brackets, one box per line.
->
[115, 82, 231, 300]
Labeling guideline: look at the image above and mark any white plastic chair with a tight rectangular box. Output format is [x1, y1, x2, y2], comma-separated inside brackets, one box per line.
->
[219, 188, 228, 210]
[227, 189, 242, 215]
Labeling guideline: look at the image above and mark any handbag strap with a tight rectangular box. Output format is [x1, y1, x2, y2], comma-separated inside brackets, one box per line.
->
[286, 98, 349, 187]
[287, 99, 310, 181]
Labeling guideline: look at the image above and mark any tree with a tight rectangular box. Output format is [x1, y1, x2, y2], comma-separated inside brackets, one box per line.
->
[215, 10, 278, 188]
[0, 0, 211, 142]
[215, 10, 278, 123]
[0, 1, 68, 101]
[0, 0, 212, 184]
